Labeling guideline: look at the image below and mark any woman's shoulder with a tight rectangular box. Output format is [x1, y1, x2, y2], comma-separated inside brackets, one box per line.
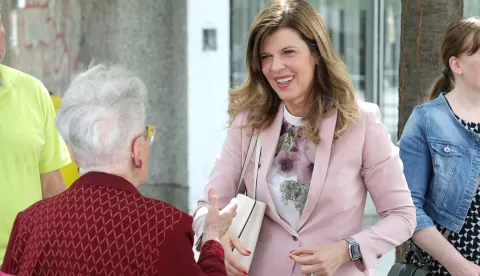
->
[354, 100, 381, 124]
[402, 95, 449, 127]
[230, 110, 249, 127]
[146, 198, 193, 228]
[354, 98, 444, 126]
[413, 95, 445, 113]
[356, 100, 380, 116]
[228, 110, 254, 140]
[129, 195, 194, 238]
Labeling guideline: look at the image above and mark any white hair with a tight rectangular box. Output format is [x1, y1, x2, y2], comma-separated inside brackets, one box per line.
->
[56, 64, 148, 173]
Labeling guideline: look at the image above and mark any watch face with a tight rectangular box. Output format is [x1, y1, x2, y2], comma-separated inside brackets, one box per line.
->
[350, 244, 361, 260]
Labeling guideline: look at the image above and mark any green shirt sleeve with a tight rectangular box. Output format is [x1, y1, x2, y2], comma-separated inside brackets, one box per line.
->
[38, 84, 71, 174]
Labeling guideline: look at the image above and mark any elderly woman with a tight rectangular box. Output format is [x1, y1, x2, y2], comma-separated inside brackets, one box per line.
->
[0, 65, 237, 276]
[193, 1, 416, 275]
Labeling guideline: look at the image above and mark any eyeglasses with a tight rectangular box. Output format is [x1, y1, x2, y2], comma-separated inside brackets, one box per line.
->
[145, 125, 156, 144]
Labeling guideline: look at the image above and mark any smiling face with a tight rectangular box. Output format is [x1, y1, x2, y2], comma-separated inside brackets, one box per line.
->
[260, 27, 317, 110]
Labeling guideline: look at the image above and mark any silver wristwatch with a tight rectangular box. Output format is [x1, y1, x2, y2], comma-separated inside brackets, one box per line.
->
[345, 237, 362, 261]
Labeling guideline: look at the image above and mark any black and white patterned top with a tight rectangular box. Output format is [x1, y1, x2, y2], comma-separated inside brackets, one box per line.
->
[406, 112, 480, 275]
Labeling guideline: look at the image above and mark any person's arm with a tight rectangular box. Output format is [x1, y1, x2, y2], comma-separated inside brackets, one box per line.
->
[192, 112, 251, 275]
[38, 85, 71, 198]
[398, 106, 435, 232]
[398, 107, 479, 275]
[350, 104, 416, 271]
[412, 228, 479, 274]
[290, 104, 416, 274]
[159, 216, 227, 276]
[40, 170, 66, 198]
[192, 112, 247, 246]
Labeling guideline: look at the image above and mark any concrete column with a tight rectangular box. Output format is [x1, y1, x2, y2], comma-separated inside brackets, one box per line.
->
[84, 0, 189, 211]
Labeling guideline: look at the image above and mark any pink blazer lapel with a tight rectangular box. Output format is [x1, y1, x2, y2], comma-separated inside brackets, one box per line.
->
[257, 104, 338, 234]
[258, 103, 297, 233]
[298, 109, 338, 230]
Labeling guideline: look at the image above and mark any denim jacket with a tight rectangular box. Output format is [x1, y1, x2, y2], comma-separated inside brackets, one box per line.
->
[398, 93, 480, 233]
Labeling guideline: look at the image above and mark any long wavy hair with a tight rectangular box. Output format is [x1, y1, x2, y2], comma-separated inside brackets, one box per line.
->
[228, 0, 360, 143]
[428, 17, 480, 101]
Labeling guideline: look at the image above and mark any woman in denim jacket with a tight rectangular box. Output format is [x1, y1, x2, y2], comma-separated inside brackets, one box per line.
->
[399, 17, 480, 276]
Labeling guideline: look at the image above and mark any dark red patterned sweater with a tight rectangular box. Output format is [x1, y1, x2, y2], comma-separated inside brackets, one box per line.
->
[1, 172, 226, 276]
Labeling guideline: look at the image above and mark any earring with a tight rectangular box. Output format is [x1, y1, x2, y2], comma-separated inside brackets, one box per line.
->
[136, 160, 143, 169]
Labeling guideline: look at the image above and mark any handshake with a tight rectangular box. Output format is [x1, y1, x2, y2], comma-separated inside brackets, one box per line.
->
[201, 189, 253, 275]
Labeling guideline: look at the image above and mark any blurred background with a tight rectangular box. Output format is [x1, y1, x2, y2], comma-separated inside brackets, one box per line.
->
[2, 1, 480, 273]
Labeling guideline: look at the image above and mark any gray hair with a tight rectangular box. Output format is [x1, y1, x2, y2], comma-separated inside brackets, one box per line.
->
[56, 64, 148, 173]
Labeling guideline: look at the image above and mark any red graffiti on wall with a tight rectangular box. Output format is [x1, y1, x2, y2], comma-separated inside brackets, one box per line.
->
[14, 0, 85, 94]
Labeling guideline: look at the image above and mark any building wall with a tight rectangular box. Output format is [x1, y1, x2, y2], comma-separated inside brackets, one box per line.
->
[187, 0, 231, 213]
[7, 0, 86, 95]
[5, 0, 190, 211]
[82, 0, 189, 210]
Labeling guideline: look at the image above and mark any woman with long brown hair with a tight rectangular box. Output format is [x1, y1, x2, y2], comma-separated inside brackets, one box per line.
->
[399, 17, 480, 275]
[194, 1, 415, 275]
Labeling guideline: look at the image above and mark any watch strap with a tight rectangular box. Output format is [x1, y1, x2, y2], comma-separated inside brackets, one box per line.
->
[345, 237, 356, 245]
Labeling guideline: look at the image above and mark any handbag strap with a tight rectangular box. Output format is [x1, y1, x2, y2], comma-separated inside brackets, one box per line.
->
[236, 133, 261, 200]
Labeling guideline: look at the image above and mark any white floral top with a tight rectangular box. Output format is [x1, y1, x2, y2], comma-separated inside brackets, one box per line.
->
[267, 105, 316, 230]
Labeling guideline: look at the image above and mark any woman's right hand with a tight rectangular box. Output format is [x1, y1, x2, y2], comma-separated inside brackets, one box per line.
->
[220, 230, 251, 276]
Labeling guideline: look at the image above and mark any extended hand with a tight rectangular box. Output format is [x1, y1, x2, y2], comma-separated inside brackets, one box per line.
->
[203, 188, 237, 243]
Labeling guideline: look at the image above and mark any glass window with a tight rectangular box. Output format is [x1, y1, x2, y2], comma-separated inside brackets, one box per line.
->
[231, 0, 269, 87]
[310, 0, 376, 102]
[464, 0, 480, 16]
[381, 0, 402, 142]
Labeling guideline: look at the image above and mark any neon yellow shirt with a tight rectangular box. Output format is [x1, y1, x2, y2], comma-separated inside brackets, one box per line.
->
[0, 65, 71, 264]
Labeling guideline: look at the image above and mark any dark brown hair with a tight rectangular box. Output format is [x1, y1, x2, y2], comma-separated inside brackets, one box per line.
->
[428, 17, 480, 100]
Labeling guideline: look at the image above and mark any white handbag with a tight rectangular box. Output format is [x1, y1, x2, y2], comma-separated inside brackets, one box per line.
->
[229, 134, 267, 271]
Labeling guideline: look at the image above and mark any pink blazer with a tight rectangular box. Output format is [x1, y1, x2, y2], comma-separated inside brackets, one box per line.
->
[194, 101, 415, 276]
